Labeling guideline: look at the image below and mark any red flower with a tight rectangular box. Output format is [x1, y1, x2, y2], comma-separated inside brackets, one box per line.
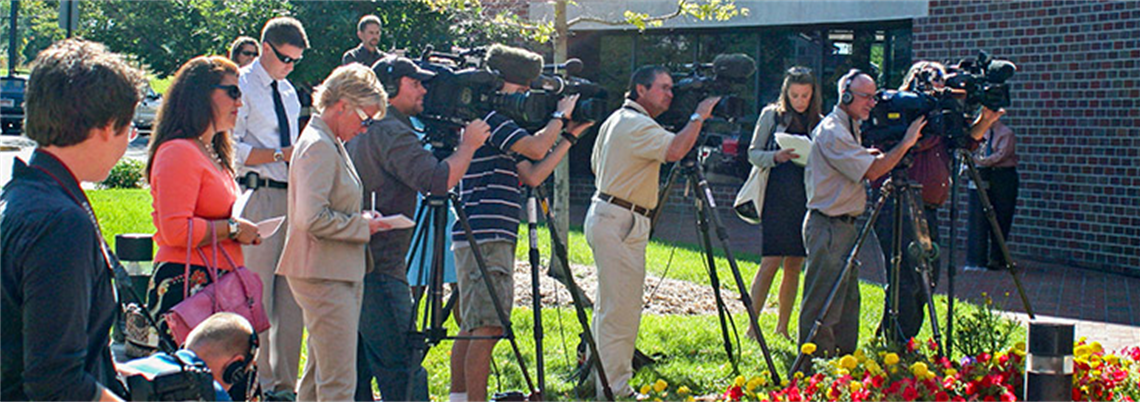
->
[723, 385, 743, 401]
[935, 391, 950, 402]
[902, 385, 919, 401]
[984, 395, 996, 402]
[965, 381, 978, 396]
[928, 339, 939, 351]
[907, 338, 918, 353]
[978, 352, 992, 363]
[999, 353, 1010, 365]
[1001, 391, 1017, 402]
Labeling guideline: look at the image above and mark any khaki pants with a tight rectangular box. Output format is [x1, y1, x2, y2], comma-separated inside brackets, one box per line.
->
[288, 277, 363, 402]
[241, 187, 303, 393]
[584, 199, 651, 398]
[799, 211, 879, 358]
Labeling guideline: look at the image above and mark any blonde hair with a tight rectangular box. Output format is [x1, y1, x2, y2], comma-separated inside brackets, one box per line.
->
[312, 63, 388, 117]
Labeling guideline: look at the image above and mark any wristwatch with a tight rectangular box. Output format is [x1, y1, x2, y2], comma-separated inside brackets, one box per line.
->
[689, 113, 704, 123]
[273, 149, 285, 162]
[227, 218, 240, 239]
[551, 111, 569, 125]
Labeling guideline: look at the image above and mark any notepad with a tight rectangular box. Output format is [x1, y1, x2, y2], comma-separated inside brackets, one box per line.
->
[774, 133, 812, 167]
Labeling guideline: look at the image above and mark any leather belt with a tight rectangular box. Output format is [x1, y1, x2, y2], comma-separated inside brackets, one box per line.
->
[809, 209, 857, 224]
[596, 192, 654, 218]
[238, 172, 287, 190]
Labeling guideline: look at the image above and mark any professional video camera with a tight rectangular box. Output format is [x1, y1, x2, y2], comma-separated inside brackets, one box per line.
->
[657, 53, 757, 130]
[945, 50, 1017, 111]
[862, 51, 1015, 150]
[125, 364, 217, 401]
[413, 46, 608, 152]
[862, 88, 969, 149]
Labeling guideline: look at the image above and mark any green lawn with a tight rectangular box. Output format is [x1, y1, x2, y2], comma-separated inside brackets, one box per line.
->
[89, 188, 1023, 400]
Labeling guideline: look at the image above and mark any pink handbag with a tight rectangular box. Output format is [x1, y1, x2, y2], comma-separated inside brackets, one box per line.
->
[165, 219, 270, 345]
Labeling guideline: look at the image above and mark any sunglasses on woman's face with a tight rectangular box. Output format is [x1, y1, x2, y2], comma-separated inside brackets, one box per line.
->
[240, 50, 258, 57]
[214, 84, 242, 100]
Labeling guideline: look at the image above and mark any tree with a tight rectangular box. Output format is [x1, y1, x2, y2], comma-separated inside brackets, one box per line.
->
[424, 0, 748, 286]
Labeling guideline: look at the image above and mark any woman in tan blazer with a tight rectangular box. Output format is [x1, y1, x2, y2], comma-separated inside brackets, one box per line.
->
[276, 63, 388, 401]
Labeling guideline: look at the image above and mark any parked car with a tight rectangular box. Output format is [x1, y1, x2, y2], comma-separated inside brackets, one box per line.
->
[1, 75, 27, 135]
[133, 85, 162, 135]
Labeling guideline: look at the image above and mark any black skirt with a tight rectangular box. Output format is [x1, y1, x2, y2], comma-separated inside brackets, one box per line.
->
[760, 161, 808, 257]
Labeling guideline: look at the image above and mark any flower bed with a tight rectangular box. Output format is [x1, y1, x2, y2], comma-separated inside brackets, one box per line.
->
[637, 338, 1139, 402]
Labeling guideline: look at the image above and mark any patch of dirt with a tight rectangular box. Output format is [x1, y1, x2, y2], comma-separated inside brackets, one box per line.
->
[511, 260, 746, 316]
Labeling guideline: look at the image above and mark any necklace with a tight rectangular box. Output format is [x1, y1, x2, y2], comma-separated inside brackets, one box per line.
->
[198, 137, 223, 166]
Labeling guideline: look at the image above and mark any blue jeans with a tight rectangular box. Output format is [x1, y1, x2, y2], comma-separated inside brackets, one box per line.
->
[355, 272, 428, 401]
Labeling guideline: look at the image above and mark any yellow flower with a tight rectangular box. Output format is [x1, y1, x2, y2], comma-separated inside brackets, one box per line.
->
[866, 360, 882, 376]
[910, 362, 929, 378]
[801, 343, 817, 355]
[849, 381, 863, 393]
[854, 349, 867, 362]
[640, 384, 652, 395]
[884, 353, 900, 366]
[746, 378, 761, 392]
[677, 385, 691, 395]
[654, 398, 662, 402]
[1014, 341, 1027, 352]
[780, 379, 789, 387]
[944, 368, 958, 377]
[840, 355, 859, 370]
[1089, 342, 1104, 354]
[827, 388, 838, 399]
[653, 379, 668, 393]
[685, 397, 695, 402]
[1106, 354, 1120, 365]
[837, 368, 850, 377]
[794, 371, 804, 380]
[734, 375, 746, 387]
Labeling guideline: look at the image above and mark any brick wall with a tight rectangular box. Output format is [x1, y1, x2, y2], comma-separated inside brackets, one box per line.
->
[913, 0, 1140, 273]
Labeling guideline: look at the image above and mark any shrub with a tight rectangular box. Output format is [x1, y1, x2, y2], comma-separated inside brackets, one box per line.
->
[100, 159, 145, 189]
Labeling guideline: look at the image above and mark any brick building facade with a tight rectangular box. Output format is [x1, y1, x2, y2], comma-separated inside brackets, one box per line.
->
[913, 0, 1139, 274]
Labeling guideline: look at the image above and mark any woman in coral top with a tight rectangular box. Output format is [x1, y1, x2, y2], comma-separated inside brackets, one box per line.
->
[143, 56, 262, 346]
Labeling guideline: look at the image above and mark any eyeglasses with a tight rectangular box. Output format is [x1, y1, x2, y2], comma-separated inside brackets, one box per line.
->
[266, 42, 302, 65]
[239, 50, 259, 58]
[214, 84, 242, 100]
[787, 66, 813, 75]
[849, 89, 877, 102]
[355, 108, 375, 127]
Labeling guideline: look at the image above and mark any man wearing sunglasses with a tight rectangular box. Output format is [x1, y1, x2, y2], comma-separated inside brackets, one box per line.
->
[798, 69, 925, 361]
[342, 15, 388, 68]
[231, 16, 308, 401]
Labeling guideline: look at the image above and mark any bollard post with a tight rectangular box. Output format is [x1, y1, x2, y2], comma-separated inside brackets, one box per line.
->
[114, 233, 154, 295]
[1025, 321, 1073, 401]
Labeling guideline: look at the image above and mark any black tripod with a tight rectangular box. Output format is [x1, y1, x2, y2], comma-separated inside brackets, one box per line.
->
[404, 193, 536, 399]
[524, 185, 616, 401]
[873, 168, 946, 355]
[653, 155, 782, 385]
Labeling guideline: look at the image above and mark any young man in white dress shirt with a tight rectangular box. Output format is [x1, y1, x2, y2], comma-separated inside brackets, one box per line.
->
[232, 16, 308, 400]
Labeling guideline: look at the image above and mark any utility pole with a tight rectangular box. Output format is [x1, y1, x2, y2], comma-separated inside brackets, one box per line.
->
[7, 1, 17, 75]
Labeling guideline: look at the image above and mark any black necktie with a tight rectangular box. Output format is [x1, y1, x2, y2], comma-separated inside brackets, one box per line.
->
[271, 81, 291, 148]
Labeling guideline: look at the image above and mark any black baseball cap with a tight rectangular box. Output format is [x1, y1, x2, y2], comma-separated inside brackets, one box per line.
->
[371, 55, 435, 88]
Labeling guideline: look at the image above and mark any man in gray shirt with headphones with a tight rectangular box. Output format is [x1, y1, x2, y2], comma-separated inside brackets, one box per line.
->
[799, 69, 924, 360]
[344, 55, 490, 401]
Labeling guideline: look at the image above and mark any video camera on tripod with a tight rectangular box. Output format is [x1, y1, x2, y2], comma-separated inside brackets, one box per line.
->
[659, 53, 757, 181]
[862, 51, 1016, 151]
[411, 46, 608, 152]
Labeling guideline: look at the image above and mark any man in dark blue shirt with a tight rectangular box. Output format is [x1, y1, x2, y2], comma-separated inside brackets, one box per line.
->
[1, 38, 146, 401]
[447, 44, 591, 402]
[120, 313, 259, 402]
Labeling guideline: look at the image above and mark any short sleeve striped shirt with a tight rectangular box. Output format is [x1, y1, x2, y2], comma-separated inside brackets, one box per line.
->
[451, 111, 529, 244]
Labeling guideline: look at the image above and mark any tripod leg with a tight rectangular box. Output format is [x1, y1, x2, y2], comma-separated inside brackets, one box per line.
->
[693, 193, 738, 373]
[901, 187, 945, 357]
[525, 193, 546, 397]
[957, 150, 1035, 319]
[689, 164, 781, 385]
[532, 187, 616, 401]
[450, 194, 538, 396]
[789, 187, 891, 376]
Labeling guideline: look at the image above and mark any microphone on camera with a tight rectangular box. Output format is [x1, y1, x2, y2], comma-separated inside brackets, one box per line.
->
[986, 59, 1017, 83]
[712, 53, 757, 80]
[543, 58, 584, 76]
